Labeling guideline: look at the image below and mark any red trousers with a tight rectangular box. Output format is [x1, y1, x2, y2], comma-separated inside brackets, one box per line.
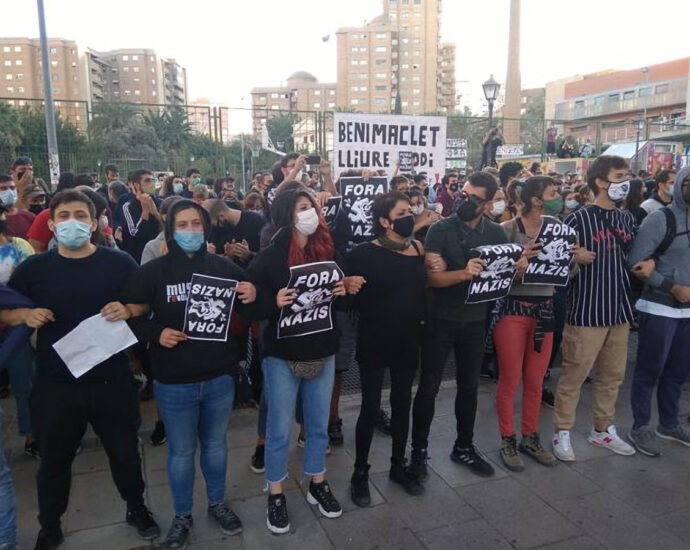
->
[494, 315, 553, 437]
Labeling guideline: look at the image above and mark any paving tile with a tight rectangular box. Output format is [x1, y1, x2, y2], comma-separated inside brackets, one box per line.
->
[370, 469, 478, 533]
[61, 522, 157, 550]
[491, 507, 582, 550]
[653, 506, 690, 542]
[536, 535, 606, 549]
[458, 477, 554, 521]
[416, 518, 513, 550]
[319, 504, 423, 549]
[65, 470, 130, 532]
[509, 459, 601, 502]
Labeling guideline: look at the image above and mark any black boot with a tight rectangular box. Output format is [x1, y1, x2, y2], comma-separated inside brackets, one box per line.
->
[409, 448, 429, 482]
[389, 460, 424, 496]
[350, 465, 371, 507]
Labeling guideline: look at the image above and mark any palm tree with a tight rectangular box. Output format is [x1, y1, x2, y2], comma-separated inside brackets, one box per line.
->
[0, 101, 24, 149]
[88, 102, 142, 141]
[145, 108, 191, 150]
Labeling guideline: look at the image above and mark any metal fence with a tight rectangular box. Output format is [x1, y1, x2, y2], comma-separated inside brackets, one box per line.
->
[1, 97, 688, 187]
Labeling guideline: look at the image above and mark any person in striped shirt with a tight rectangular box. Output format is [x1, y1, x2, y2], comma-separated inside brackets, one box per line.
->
[552, 155, 637, 461]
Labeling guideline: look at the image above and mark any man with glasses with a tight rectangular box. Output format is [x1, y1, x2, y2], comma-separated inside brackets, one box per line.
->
[410, 172, 507, 480]
[552, 155, 637, 462]
[120, 169, 162, 264]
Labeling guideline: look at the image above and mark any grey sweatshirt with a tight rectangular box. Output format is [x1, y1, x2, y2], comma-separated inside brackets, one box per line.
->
[627, 165, 690, 313]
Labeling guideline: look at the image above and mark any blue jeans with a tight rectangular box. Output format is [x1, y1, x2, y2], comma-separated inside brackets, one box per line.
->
[263, 356, 335, 484]
[3, 340, 34, 436]
[0, 403, 17, 548]
[631, 313, 690, 430]
[154, 375, 234, 517]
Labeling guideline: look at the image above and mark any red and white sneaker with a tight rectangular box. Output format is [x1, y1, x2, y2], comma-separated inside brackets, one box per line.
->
[587, 425, 636, 456]
[552, 430, 576, 462]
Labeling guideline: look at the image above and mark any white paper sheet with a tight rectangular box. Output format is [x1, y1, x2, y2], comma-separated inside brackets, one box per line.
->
[53, 314, 138, 378]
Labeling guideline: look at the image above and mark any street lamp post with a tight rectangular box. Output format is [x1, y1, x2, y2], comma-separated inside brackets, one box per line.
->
[482, 75, 501, 129]
[633, 117, 645, 174]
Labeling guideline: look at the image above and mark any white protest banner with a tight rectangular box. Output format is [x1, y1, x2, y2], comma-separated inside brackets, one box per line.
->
[322, 196, 342, 226]
[278, 261, 345, 339]
[466, 243, 524, 304]
[340, 176, 388, 243]
[523, 217, 577, 287]
[497, 144, 524, 157]
[333, 112, 447, 177]
[183, 274, 237, 341]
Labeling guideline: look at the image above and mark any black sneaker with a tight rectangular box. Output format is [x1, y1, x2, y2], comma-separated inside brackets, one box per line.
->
[306, 479, 342, 518]
[374, 409, 392, 436]
[267, 493, 290, 535]
[350, 466, 371, 507]
[150, 421, 167, 446]
[250, 444, 265, 474]
[25, 440, 40, 459]
[162, 516, 192, 549]
[208, 502, 242, 536]
[389, 461, 424, 496]
[450, 445, 495, 478]
[34, 528, 64, 550]
[126, 504, 161, 540]
[541, 388, 555, 409]
[409, 448, 429, 482]
[328, 417, 344, 446]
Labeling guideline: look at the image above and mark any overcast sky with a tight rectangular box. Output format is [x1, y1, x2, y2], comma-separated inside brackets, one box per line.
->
[9, 0, 690, 133]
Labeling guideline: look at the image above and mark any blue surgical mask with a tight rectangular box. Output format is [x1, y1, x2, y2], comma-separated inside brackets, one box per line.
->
[667, 184, 674, 197]
[0, 189, 18, 206]
[174, 231, 204, 254]
[173, 183, 184, 194]
[55, 219, 92, 249]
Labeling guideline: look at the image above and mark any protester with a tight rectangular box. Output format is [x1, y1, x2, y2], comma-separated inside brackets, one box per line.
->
[3, 189, 160, 548]
[124, 199, 264, 547]
[390, 176, 410, 193]
[192, 184, 209, 205]
[487, 187, 508, 223]
[157, 175, 181, 199]
[640, 170, 675, 215]
[408, 187, 440, 241]
[141, 197, 182, 265]
[410, 172, 507, 480]
[248, 187, 356, 534]
[552, 155, 636, 461]
[493, 177, 561, 471]
[0, 174, 35, 239]
[181, 168, 202, 199]
[22, 183, 47, 216]
[120, 170, 162, 264]
[626, 166, 690, 456]
[546, 123, 558, 158]
[244, 192, 267, 219]
[435, 173, 459, 217]
[203, 199, 264, 267]
[623, 178, 648, 227]
[348, 192, 426, 505]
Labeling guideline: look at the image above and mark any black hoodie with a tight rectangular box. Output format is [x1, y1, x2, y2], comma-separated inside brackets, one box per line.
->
[123, 200, 269, 384]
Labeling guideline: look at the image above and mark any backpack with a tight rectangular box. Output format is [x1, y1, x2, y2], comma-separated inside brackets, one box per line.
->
[652, 207, 677, 260]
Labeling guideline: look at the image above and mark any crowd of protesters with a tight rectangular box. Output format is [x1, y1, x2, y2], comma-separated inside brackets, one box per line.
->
[0, 151, 688, 549]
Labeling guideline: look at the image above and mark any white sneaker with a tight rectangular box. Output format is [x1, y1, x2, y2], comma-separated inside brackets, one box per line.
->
[588, 425, 636, 456]
[552, 430, 576, 462]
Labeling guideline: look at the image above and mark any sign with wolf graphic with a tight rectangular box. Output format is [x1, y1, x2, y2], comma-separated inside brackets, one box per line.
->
[341, 176, 388, 243]
[523, 217, 577, 287]
[183, 274, 238, 341]
[466, 243, 523, 304]
[277, 261, 344, 339]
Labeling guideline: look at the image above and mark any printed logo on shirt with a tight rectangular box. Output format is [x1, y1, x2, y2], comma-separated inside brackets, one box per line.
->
[166, 282, 191, 303]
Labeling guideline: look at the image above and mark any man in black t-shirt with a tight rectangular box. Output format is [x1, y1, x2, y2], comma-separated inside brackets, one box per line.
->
[120, 169, 162, 264]
[2, 190, 160, 548]
[203, 199, 264, 267]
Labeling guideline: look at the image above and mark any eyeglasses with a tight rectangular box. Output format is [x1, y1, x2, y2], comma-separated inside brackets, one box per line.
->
[458, 190, 487, 204]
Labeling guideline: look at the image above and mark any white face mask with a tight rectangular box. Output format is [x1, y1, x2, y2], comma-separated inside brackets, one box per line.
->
[411, 204, 425, 216]
[607, 180, 630, 202]
[565, 199, 580, 210]
[294, 207, 319, 236]
[490, 199, 506, 217]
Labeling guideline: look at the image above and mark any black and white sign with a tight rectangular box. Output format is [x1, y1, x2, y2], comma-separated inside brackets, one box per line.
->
[446, 138, 468, 159]
[398, 151, 414, 172]
[277, 261, 344, 339]
[322, 196, 342, 225]
[496, 144, 524, 157]
[341, 176, 388, 243]
[466, 243, 523, 304]
[183, 274, 238, 341]
[523, 217, 577, 287]
[334, 112, 447, 177]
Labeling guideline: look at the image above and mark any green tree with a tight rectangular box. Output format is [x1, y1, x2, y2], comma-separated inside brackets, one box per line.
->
[266, 113, 295, 152]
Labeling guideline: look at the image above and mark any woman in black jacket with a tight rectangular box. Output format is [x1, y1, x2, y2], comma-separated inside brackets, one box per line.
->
[123, 199, 266, 549]
[249, 186, 361, 535]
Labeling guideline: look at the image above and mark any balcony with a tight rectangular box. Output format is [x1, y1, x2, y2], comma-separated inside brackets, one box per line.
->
[555, 78, 687, 121]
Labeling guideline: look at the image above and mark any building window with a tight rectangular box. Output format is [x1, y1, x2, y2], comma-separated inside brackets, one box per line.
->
[639, 87, 651, 97]
[71, 61, 77, 67]
[413, 50, 420, 56]
[2, 47, 9, 53]
[6, 87, 13, 93]
[122, 55, 129, 61]
[51, 60, 58, 67]
[152, 90, 156, 96]
[402, 38, 409, 44]
[655, 83, 669, 94]
[15, 73, 23, 80]
[49, 47, 57, 54]
[313, 102, 320, 108]
[375, 73, 386, 79]
[134, 90, 140, 96]
[413, 101, 420, 106]
[132, 55, 139, 61]
[14, 46, 21, 53]
[402, 101, 408, 107]
[133, 77, 140, 83]
[14, 60, 22, 66]
[133, 67, 139, 73]
[376, 59, 386, 65]
[51, 74, 58, 81]
[270, 92, 279, 98]
[375, 85, 387, 91]
[329, 90, 335, 95]
[4, 75, 12, 81]
[607, 93, 619, 103]
[412, 75, 420, 81]
[271, 105, 280, 110]
[623, 90, 635, 101]
[3, 61, 10, 67]
[328, 102, 335, 108]
[402, 63, 409, 69]
[123, 67, 129, 72]
[401, 12, 409, 18]
[375, 46, 387, 52]
[376, 33, 387, 39]
[17, 86, 25, 93]
[124, 90, 131, 95]
[351, 99, 359, 105]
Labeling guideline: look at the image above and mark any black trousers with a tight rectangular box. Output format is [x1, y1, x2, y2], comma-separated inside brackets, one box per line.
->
[412, 319, 486, 451]
[355, 353, 418, 469]
[31, 376, 145, 531]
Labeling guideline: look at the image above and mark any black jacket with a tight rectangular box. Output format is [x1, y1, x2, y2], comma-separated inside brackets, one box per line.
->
[123, 201, 270, 383]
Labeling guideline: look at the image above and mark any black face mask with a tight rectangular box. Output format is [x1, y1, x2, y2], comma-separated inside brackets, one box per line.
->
[29, 204, 45, 215]
[391, 214, 415, 239]
[0, 220, 7, 234]
[456, 196, 483, 222]
[450, 183, 459, 193]
[423, 186, 429, 197]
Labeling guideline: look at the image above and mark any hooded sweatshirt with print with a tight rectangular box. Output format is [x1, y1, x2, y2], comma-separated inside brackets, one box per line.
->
[627, 165, 690, 316]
